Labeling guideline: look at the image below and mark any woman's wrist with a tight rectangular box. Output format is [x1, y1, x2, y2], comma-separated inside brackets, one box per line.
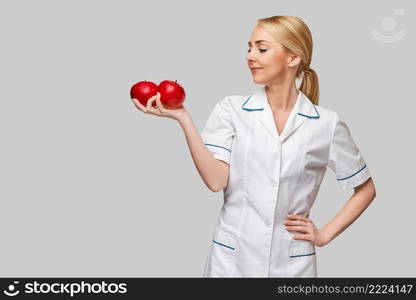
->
[318, 225, 334, 246]
[177, 110, 192, 127]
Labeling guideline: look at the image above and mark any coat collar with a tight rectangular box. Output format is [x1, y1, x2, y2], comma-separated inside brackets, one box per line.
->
[241, 86, 320, 144]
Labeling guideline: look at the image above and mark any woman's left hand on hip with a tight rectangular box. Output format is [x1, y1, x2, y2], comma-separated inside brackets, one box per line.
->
[283, 214, 329, 247]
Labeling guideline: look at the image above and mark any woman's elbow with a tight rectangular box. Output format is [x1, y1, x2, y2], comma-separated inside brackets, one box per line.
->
[354, 177, 376, 200]
[369, 178, 376, 200]
[366, 178, 377, 201]
[208, 183, 224, 193]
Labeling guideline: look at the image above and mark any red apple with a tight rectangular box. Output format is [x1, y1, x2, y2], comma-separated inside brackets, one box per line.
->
[130, 80, 158, 107]
[158, 80, 186, 109]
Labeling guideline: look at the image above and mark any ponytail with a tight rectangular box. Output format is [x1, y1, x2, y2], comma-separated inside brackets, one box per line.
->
[299, 66, 319, 105]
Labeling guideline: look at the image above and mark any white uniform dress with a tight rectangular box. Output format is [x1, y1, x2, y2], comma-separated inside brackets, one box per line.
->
[200, 85, 372, 277]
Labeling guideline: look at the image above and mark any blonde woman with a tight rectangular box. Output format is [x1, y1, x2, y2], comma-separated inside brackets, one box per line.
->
[131, 15, 376, 277]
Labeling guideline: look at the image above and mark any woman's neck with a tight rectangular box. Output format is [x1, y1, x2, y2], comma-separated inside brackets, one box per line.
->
[265, 84, 299, 112]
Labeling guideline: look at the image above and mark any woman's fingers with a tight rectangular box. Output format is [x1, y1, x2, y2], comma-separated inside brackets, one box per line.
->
[155, 92, 168, 114]
[288, 214, 309, 222]
[286, 225, 309, 233]
[292, 234, 310, 241]
[146, 95, 157, 111]
[132, 94, 174, 119]
[131, 98, 148, 113]
[284, 214, 309, 226]
[284, 219, 306, 226]
[146, 95, 163, 117]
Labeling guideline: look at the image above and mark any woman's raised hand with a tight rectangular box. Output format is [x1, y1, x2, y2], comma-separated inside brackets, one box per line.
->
[131, 92, 188, 121]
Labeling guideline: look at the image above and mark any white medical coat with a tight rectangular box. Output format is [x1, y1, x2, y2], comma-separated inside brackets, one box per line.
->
[200, 85, 372, 277]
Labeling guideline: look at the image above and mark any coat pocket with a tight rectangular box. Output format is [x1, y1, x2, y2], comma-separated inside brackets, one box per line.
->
[289, 239, 316, 259]
[210, 227, 237, 277]
[288, 239, 317, 277]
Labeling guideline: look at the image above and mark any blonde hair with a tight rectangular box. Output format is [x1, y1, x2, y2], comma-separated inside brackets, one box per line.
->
[257, 15, 319, 105]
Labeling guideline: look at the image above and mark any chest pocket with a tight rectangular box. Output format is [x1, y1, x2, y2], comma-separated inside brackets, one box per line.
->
[303, 126, 330, 170]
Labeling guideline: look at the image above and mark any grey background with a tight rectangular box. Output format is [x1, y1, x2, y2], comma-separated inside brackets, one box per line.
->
[0, 0, 414, 277]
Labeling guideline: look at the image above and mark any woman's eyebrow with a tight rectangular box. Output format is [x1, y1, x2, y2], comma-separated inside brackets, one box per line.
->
[248, 40, 270, 46]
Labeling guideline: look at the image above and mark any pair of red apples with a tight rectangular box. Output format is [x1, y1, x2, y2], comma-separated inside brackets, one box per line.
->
[130, 80, 186, 109]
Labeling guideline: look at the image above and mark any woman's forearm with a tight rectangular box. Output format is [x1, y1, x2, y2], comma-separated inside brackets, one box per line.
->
[177, 112, 228, 192]
[320, 178, 376, 244]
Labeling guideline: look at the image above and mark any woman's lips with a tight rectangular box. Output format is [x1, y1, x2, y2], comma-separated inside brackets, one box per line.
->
[251, 68, 262, 73]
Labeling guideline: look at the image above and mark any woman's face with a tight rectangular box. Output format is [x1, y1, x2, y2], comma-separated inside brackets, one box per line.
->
[246, 26, 297, 85]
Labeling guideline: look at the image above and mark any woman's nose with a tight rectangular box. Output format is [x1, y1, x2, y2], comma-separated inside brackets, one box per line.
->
[246, 55, 256, 63]
[246, 52, 258, 63]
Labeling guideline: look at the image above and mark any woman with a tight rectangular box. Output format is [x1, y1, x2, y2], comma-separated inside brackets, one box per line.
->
[131, 15, 376, 277]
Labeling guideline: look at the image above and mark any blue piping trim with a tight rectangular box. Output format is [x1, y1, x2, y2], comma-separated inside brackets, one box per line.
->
[297, 104, 320, 119]
[242, 96, 251, 106]
[337, 164, 367, 181]
[241, 95, 320, 118]
[204, 143, 231, 153]
[241, 96, 264, 111]
[213, 240, 235, 251]
[289, 252, 316, 258]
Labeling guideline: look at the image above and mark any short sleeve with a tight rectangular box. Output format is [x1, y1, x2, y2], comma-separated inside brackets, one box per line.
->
[201, 97, 235, 165]
[327, 112, 371, 190]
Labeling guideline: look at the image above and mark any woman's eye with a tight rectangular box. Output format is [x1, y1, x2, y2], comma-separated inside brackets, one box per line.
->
[247, 49, 267, 53]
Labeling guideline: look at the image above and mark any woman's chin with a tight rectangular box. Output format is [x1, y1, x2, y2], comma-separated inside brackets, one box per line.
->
[251, 77, 265, 84]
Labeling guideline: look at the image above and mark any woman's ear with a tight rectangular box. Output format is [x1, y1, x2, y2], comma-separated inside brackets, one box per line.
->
[288, 55, 302, 68]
